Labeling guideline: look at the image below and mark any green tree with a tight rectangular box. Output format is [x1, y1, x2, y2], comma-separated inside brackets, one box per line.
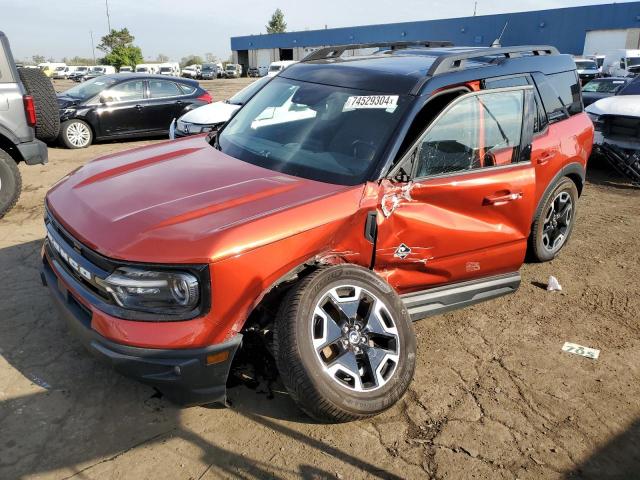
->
[102, 45, 143, 70]
[97, 28, 135, 54]
[266, 8, 287, 34]
[31, 54, 45, 64]
[97, 28, 143, 70]
[180, 55, 203, 68]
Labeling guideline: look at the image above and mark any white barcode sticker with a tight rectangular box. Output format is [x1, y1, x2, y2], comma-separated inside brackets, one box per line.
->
[343, 95, 399, 112]
[562, 342, 600, 360]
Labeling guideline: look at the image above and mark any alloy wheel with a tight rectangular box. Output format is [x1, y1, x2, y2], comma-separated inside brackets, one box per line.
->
[311, 285, 400, 392]
[542, 191, 573, 253]
[66, 122, 91, 148]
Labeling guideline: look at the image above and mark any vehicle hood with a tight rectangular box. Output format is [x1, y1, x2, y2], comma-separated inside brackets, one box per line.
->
[179, 101, 239, 125]
[46, 136, 358, 264]
[586, 95, 640, 117]
[57, 95, 79, 109]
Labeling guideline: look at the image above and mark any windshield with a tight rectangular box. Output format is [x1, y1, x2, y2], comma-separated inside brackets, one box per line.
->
[228, 76, 270, 105]
[55, 66, 65, 71]
[583, 79, 627, 93]
[77, 67, 88, 72]
[62, 76, 118, 101]
[226, 65, 236, 71]
[626, 57, 640, 67]
[217, 78, 411, 186]
[269, 65, 282, 72]
[575, 60, 598, 70]
[137, 67, 148, 72]
[160, 67, 171, 72]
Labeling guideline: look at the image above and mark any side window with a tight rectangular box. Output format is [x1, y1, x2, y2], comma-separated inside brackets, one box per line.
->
[415, 90, 524, 178]
[533, 71, 582, 123]
[148, 80, 182, 98]
[103, 80, 144, 102]
[179, 83, 197, 95]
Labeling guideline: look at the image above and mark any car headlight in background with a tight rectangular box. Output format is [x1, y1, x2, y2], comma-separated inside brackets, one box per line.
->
[97, 267, 200, 315]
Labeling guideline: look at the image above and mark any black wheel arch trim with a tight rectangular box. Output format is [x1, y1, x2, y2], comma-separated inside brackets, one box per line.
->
[533, 162, 585, 221]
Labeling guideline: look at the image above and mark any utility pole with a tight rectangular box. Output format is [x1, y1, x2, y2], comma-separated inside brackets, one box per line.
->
[105, 0, 111, 32]
[90, 30, 96, 63]
[473, 1, 477, 16]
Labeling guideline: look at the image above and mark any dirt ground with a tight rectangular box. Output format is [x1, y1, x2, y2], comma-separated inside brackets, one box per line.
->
[0, 78, 639, 480]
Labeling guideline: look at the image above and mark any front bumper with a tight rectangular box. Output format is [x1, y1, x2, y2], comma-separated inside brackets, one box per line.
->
[40, 248, 242, 406]
[17, 138, 48, 165]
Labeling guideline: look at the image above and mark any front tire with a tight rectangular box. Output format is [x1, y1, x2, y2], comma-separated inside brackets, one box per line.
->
[0, 149, 22, 219]
[529, 177, 578, 262]
[59, 119, 93, 149]
[274, 265, 416, 422]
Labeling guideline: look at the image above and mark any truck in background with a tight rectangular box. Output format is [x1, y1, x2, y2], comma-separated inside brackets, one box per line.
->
[159, 62, 180, 76]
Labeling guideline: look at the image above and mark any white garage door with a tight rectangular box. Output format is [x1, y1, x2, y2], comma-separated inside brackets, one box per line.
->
[583, 29, 628, 55]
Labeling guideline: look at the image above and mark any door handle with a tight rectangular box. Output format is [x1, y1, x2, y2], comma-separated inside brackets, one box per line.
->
[483, 191, 523, 206]
[134, 104, 143, 111]
[537, 150, 557, 165]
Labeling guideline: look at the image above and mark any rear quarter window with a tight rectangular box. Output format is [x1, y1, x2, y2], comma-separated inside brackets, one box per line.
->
[179, 83, 197, 95]
[533, 71, 582, 123]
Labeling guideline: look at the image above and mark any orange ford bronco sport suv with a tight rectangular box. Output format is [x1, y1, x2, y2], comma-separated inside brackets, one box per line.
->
[41, 42, 593, 422]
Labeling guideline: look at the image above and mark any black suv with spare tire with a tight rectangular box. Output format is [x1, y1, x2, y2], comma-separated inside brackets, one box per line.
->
[0, 31, 59, 218]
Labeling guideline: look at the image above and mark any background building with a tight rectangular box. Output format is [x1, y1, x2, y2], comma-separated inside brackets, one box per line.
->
[230, 2, 640, 74]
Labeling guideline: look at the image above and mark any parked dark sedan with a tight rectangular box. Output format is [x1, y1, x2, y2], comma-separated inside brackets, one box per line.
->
[57, 74, 212, 148]
[582, 77, 631, 107]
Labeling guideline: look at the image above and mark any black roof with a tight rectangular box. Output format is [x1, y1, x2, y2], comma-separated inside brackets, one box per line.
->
[281, 45, 576, 95]
[97, 73, 199, 85]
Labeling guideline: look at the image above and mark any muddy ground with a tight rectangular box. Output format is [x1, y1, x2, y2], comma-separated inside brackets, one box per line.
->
[0, 78, 639, 479]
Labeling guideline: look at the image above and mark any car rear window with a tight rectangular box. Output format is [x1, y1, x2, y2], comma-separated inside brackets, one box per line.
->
[533, 71, 582, 123]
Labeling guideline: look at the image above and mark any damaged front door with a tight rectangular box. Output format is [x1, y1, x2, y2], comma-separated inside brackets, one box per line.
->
[374, 86, 537, 293]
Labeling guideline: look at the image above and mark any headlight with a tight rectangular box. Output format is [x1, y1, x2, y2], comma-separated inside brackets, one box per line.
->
[97, 267, 200, 315]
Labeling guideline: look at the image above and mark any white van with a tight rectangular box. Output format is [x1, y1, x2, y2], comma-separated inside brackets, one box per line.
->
[135, 63, 161, 74]
[159, 62, 180, 76]
[602, 49, 640, 77]
[224, 63, 243, 78]
[38, 62, 67, 77]
[52, 65, 78, 79]
[90, 65, 116, 75]
[119, 66, 133, 73]
[267, 60, 297, 77]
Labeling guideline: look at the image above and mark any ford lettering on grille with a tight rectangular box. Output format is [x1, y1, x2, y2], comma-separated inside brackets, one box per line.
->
[47, 230, 93, 281]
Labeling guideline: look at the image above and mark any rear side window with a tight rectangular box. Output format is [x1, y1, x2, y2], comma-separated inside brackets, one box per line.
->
[178, 83, 197, 95]
[533, 71, 582, 123]
[148, 80, 181, 98]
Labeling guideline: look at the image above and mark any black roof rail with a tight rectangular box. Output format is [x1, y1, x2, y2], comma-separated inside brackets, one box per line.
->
[301, 40, 454, 62]
[426, 45, 560, 76]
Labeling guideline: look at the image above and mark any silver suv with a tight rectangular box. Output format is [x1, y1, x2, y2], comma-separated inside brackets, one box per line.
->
[0, 31, 58, 218]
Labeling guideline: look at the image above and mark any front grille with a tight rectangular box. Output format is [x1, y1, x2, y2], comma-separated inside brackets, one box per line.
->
[602, 115, 640, 139]
[44, 209, 114, 302]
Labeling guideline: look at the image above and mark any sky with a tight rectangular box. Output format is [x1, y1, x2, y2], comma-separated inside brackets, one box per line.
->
[0, 0, 636, 62]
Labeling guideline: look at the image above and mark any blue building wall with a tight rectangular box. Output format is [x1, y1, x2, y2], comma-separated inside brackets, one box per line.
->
[231, 2, 640, 54]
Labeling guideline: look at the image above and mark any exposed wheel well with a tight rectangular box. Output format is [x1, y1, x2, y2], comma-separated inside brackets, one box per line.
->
[0, 134, 23, 164]
[566, 172, 584, 196]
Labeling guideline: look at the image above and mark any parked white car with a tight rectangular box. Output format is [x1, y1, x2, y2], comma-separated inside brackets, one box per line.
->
[170, 76, 270, 138]
[573, 57, 600, 85]
[224, 63, 242, 78]
[267, 60, 297, 77]
[119, 66, 133, 73]
[181, 64, 201, 78]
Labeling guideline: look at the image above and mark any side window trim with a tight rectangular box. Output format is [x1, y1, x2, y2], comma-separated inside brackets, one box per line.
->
[388, 85, 534, 182]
